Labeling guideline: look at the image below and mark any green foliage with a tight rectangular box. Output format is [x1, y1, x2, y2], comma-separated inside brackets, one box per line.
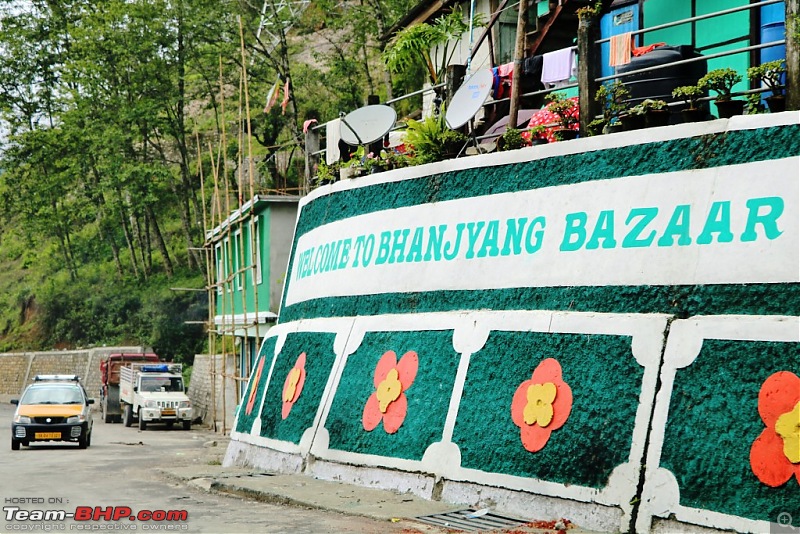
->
[402, 106, 467, 164]
[672, 85, 703, 109]
[747, 60, 786, 97]
[383, 8, 483, 85]
[500, 128, 527, 151]
[595, 80, 630, 124]
[698, 68, 743, 101]
[545, 92, 579, 129]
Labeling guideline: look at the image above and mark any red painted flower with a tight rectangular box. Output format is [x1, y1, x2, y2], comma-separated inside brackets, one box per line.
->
[362, 350, 418, 434]
[750, 371, 800, 487]
[245, 355, 266, 416]
[281, 353, 306, 420]
[511, 358, 573, 453]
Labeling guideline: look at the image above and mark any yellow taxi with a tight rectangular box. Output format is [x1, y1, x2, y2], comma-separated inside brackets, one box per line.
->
[11, 375, 94, 450]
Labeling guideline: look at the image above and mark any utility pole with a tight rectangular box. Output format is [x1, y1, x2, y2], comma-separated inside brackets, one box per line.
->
[508, 0, 529, 129]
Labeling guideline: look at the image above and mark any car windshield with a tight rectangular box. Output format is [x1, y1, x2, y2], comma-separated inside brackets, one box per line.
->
[21, 386, 84, 405]
[140, 377, 183, 393]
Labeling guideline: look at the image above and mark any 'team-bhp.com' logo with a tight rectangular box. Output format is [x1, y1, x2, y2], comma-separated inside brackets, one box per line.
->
[4, 506, 189, 530]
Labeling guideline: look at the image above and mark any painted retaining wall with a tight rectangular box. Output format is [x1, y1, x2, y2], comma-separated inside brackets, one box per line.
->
[224, 112, 800, 533]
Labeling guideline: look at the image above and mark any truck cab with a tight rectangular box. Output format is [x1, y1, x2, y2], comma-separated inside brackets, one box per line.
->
[119, 364, 192, 430]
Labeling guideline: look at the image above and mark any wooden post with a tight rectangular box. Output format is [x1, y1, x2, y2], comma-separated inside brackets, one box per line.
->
[446, 64, 467, 106]
[786, 0, 800, 111]
[578, 15, 601, 136]
[508, 0, 529, 129]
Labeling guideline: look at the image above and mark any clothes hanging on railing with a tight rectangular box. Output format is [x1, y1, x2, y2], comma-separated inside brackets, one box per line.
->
[523, 55, 543, 80]
[492, 62, 515, 99]
[326, 118, 341, 165]
[541, 47, 577, 87]
[609, 33, 632, 67]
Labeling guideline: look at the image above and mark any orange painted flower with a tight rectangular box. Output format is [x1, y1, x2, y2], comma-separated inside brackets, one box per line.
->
[750, 371, 800, 487]
[245, 356, 266, 416]
[511, 358, 572, 453]
[281, 353, 306, 420]
[362, 350, 418, 434]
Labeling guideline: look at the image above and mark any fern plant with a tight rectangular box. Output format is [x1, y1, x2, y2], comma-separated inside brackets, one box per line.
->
[402, 105, 467, 164]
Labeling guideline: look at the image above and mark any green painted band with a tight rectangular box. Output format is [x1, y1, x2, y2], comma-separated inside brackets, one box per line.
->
[280, 283, 800, 323]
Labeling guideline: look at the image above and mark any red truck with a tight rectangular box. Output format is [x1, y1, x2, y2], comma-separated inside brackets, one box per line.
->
[99, 353, 160, 423]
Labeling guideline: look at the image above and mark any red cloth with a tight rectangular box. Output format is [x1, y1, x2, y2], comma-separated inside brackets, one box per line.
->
[522, 97, 580, 144]
[302, 119, 317, 134]
[632, 42, 666, 57]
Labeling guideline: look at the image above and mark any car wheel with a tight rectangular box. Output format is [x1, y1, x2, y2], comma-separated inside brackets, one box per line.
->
[182, 420, 191, 431]
[11, 440, 20, 451]
[139, 417, 147, 431]
[86, 431, 91, 448]
[123, 405, 133, 427]
[78, 432, 88, 449]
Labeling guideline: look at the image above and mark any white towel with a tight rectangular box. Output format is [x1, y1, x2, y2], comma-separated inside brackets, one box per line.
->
[325, 118, 341, 165]
[541, 47, 575, 84]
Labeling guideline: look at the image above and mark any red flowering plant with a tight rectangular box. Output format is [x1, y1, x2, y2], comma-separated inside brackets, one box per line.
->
[750, 371, 800, 486]
[511, 358, 573, 452]
[362, 350, 418, 434]
[281, 353, 307, 420]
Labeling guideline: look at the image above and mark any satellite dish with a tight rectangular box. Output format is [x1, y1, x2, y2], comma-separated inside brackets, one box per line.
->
[340, 105, 397, 146]
[445, 69, 494, 129]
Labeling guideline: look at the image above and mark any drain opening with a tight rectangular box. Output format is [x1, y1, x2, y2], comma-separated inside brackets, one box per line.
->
[414, 509, 528, 532]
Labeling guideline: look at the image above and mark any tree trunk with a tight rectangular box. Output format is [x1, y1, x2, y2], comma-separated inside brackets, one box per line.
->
[146, 204, 174, 277]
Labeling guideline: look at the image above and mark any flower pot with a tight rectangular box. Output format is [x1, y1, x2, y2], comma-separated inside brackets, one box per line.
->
[681, 108, 705, 123]
[604, 122, 625, 134]
[714, 99, 745, 119]
[645, 109, 671, 128]
[530, 138, 549, 146]
[553, 129, 578, 141]
[620, 113, 646, 131]
[766, 95, 786, 113]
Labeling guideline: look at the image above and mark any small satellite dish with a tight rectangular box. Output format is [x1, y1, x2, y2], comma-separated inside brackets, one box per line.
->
[445, 69, 494, 130]
[340, 104, 397, 146]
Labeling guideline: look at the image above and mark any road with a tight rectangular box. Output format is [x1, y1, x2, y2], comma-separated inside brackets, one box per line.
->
[0, 402, 437, 534]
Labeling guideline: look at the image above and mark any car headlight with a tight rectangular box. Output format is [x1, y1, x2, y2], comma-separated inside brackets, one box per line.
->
[179, 401, 191, 409]
[66, 415, 86, 424]
[13, 415, 31, 424]
[144, 400, 158, 408]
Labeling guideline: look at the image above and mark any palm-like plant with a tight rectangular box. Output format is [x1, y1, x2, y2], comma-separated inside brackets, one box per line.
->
[383, 8, 484, 85]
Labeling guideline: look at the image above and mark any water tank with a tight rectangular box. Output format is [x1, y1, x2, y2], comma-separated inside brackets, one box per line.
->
[759, 1, 786, 103]
[616, 45, 707, 103]
[760, 2, 786, 65]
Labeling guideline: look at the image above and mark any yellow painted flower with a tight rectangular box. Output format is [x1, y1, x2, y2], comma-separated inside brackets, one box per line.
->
[524, 382, 556, 427]
[775, 401, 800, 464]
[376, 369, 402, 413]
[283, 367, 302, 403]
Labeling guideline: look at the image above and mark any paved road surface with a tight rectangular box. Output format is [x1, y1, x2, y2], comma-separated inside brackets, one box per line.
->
[0, 402, 443, 533]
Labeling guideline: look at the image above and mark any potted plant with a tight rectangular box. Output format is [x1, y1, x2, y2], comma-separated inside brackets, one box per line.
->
[672, 85, 705, 123]
[619, 102, 646, 131]
[526, 124, 548, 145]
[499, 127, 527, 151]
[594, 80, 630, 134]
[314, 161, 339, 186]
[747, 59, 787, 113]
[402, 104, 468, 164]
[545, 92, 579, 141]
[639, 99, 671, 128]
[698, 68, 744, 118]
